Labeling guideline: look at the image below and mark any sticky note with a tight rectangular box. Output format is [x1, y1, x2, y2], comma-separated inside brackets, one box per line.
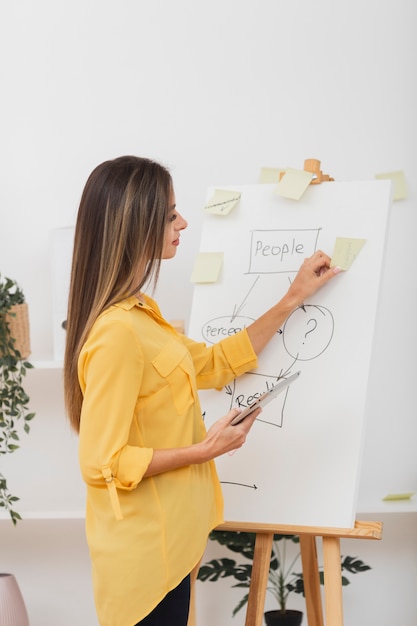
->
[259, 167, 286, 184]
[190, 252, 224, 283]
[382, 492, 415, 501]
[204, 189, 241, 216]
[375, 170, 408, 200]
[330, 237, 366, 270]
[276, 168, 313, 200]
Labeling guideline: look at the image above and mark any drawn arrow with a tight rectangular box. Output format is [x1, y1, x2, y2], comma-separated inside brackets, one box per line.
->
[225, 384, 233, 396]
[230, 276, 260, 322]
[220, 481, 258, 490]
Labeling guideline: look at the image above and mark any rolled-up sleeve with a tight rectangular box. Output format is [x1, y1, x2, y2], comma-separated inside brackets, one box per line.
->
[184, 328, 258, 390]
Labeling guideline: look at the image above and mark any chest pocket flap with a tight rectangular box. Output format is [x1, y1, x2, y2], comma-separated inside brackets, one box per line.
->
[152, 339, 195, 415]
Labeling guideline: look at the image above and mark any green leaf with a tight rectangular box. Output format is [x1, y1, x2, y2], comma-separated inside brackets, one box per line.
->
[232, 593, 249, 616]
[341, 555, 372, 574]
[0, 275, 35, 524]
[197, 558, 248, 582]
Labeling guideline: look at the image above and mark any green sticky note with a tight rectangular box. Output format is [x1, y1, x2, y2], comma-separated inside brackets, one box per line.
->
[382, 492, 415, 501]
[259, 167, 286, 184]
[375, 170, 408, 201]
[190, 252, 224, 283]
[276, 168, 313, 200]
[330, 237, 366, 270]
[204, 189, 241, 215]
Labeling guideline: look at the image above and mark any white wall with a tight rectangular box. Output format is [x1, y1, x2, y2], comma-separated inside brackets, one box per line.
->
[0, 1, 416, 625]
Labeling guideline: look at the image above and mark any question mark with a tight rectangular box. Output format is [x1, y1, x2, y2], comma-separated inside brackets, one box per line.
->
[303, 318, 317, 343]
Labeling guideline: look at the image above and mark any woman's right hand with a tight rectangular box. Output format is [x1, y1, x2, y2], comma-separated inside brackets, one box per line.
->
[285, 249, 340, 307]
[201, 406, 261, 461]
[246, 249, 341, 355]
[144, 407, 260, 477]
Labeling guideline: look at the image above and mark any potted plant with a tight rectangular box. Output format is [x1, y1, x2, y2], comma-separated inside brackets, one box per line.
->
[0, 274, 35, 524]
[198, 530, 371, 625]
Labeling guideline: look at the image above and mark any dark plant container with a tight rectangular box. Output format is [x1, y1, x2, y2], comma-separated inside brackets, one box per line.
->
[264, 609, 303, 626]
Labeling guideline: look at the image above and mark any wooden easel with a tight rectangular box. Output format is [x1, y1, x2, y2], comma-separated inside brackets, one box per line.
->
[279, 158, 335, 184]
[188, 518, 382, 626]
[187, 160, 381, 625]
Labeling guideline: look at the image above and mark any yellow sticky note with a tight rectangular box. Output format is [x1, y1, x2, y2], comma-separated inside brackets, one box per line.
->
[204, 189, 241, 216]
[382, 492, 415, 501]
[375, 170, 408, 200]
[330, 237, 366, 270]
[190, 252, 223, 283]
[259, 167, 286, 184]
[276, 168, 313, 200]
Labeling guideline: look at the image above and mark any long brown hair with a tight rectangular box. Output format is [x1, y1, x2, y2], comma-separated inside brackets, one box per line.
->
[64, 156, 172, 432]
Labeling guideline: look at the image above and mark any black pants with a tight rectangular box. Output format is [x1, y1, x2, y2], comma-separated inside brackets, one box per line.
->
[135, 575, 191, 626]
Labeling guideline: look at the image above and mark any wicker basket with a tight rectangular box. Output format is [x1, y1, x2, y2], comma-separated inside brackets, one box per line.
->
[5, 302, 31, 359]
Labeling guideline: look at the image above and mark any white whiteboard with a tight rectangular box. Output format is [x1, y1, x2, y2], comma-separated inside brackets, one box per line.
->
[188, 181, 391, 528]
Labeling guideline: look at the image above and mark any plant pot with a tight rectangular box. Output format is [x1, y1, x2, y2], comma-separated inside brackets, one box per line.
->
[5, 303, 31, 359]
[264, 609, 303, 626]
[0, 573, 29, 626]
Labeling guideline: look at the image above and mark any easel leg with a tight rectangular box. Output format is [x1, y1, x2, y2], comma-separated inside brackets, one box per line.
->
[299, 535, 324, 626]
[245, 532, 274, 626]
[322, 536, 344, 626]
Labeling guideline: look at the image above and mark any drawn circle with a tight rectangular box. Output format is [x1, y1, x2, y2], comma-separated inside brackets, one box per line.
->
[201, 316, 255, 344]
[282, 305, 334, 361]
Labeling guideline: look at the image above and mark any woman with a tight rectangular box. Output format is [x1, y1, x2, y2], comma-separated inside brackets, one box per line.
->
[64, 155, 340, 626]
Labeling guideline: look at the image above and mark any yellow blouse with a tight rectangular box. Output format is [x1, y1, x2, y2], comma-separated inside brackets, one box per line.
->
[77, 295, 258, 626]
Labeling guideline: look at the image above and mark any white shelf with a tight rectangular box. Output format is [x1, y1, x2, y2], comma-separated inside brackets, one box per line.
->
[1, 501, 416, 523]
[0, 510, 85, 521]
[30, 360, 63, 369]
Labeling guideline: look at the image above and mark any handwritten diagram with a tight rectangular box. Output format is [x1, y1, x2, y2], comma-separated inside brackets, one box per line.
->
[197, 227, 335, 435]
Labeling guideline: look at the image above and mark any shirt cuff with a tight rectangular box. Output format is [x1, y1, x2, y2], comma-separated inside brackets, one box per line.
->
[115, 445, 154, 489]
[220, 328, 258, 377]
